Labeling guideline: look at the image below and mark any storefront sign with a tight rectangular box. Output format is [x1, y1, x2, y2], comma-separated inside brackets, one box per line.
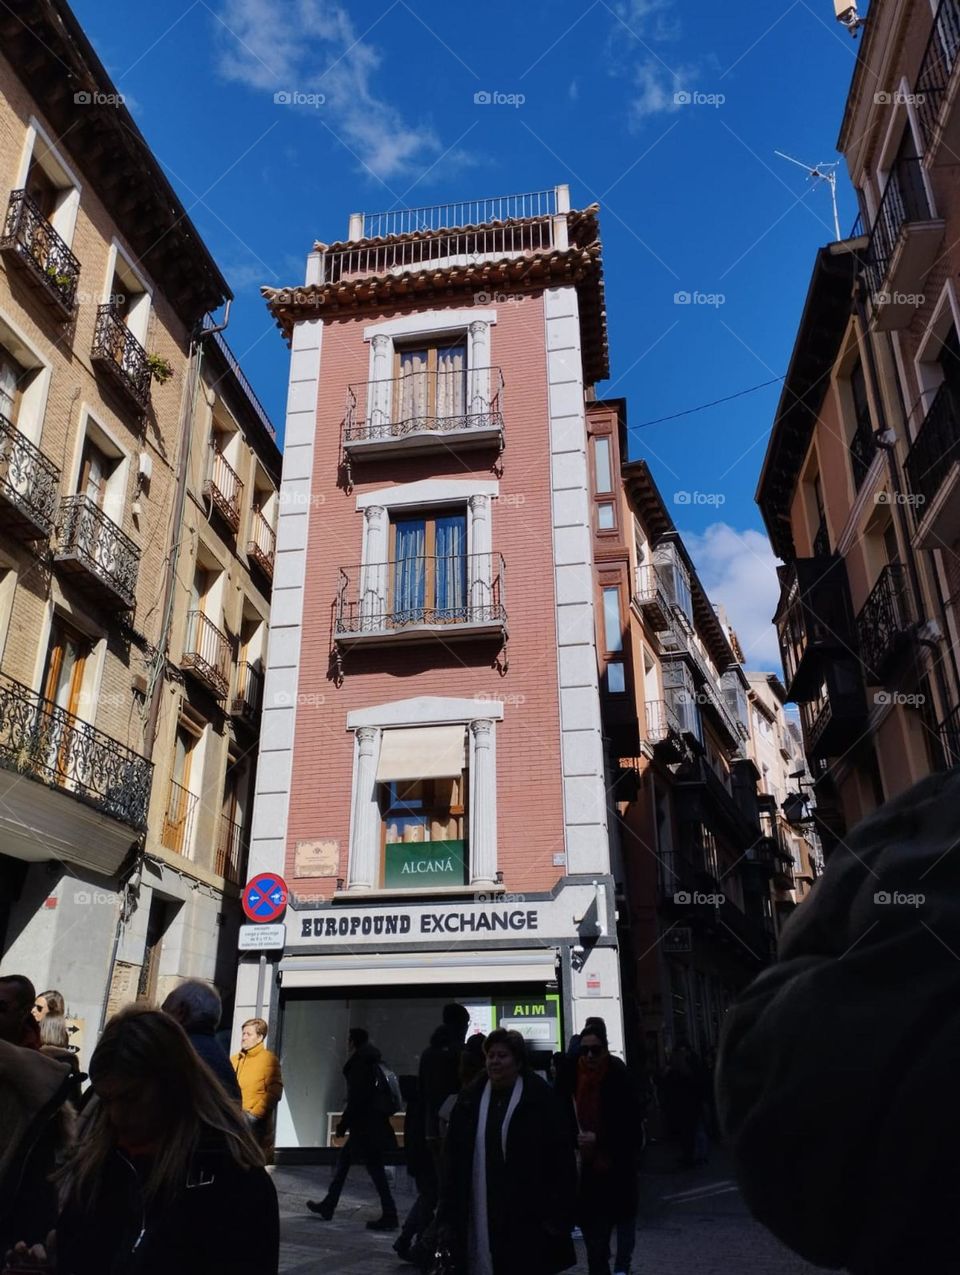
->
[384, 840, 467, 888]
[299, 905, 540, 941]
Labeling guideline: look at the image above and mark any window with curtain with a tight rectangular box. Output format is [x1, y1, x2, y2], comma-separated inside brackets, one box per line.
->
[397, 342, 467, 426]
[377, 725, 469, 887]
[0, 347, 24, 423]
[391, 511, 468, 625]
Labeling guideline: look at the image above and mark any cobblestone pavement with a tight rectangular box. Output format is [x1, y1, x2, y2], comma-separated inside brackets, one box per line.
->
[276, 1141, 828, 1274]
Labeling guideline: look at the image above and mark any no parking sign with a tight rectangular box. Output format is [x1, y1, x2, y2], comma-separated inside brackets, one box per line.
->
[242, 873, 288, 923]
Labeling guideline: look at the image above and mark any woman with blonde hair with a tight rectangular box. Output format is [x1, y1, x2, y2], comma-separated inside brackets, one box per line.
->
[6, 1005, 278, 1274]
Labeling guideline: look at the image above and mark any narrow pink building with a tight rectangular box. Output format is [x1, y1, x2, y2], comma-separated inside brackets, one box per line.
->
[237, 188, 625, 1152]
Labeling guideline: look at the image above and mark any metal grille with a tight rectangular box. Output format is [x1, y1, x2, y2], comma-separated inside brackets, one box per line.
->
[855, 563, 915, 683]
[344, 368, 504, 444]
[0, 189, 81, 314]
[864, 158, 934, 303]
[91, 305, 151, 411]
[905, 379, 960, 509]
[916, 0, 960, 150]
[360, 189, 558, 239]
[0, 409, 61, 537]
[335, 552, 507, 637]
[204, 445, 244, 531]
[182, 610, 231, 699]
[54, 495, 140, 609]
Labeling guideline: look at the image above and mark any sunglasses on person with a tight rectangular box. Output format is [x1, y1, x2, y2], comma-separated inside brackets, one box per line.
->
[582, 1044, 606, 1057]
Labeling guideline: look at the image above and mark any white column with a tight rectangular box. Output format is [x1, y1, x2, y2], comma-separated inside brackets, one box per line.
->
[469, 718, 497, 888]
[348, 726, 382, 889]
[360, 505, 388, 628]
[369, 334, 392, 436]
[468, 494, 492, 617]
[467, 320, 491, 416]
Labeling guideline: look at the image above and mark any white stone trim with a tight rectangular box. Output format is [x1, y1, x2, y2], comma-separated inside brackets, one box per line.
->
[0, 304, 53, 446]
[356, 478, 498, 511]
[347, 696, 504, 728]
[16, 116, 83, 246]
[103, 240, 152, 345]
[248, 317, 323, 877]
[363, 310, 497, 342]
[543, 285, 610, 875]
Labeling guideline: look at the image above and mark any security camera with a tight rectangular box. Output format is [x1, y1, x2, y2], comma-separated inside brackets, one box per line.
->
[835, 1, 865, 35]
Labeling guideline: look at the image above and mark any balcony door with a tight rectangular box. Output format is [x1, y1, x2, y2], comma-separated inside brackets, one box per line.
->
[396, 342, 466, 425]
[162, 724, 198, 855]
[41, 618, 92, 786]
[391, 511, 467, 625]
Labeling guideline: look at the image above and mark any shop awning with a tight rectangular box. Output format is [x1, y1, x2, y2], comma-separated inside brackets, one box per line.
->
[279, 950, 557, 989]
[376, 725, 467, 782]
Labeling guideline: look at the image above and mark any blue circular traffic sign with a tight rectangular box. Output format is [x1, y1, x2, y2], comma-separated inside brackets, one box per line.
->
[243, 873, 288, 923]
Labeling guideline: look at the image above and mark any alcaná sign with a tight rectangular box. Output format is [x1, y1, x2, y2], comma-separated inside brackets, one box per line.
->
[384, 839, 467, 888]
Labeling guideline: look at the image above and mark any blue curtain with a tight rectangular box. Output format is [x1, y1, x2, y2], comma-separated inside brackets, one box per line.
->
[435, 514, 467, 620]
[393, 520, 426, 623]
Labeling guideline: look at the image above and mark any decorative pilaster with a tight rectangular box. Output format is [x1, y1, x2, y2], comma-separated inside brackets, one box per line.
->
[348, 726, 381, 889]
[469, 718, 497, 888]
[468, 493, 492, 616]
[360, 505, 388, 627]
[370, 334, 392, 434]
[467, 321, 491, 415]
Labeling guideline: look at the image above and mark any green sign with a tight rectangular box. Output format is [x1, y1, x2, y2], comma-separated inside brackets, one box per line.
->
[384, 839, 467, 888]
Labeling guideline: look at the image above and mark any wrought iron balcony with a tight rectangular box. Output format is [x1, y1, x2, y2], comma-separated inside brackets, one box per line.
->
[643, 698, 682, 745]
[864, 158, 943, 330]
[940, 700, 960, 770]
[633, 565, 672, 631]
[916, 0, 960, 153]
[54, 495, 140, 610]
[675, 755, 761, 850]
[905, 381, 960, 547]
[343, 368, 504, 468]
[182, 610, 231, 699]
[335, 552, 507, 645]
[161, 777, 196, 855]
[247, 506, 275, 579]
[0, 409, 60, 541]
[855, 564, 916, 684]
[204, 445, 243, 531]
[775, 556, 856, 702]
[216, 812, 247, 884]
[91, 305, 151, 413]
[801, 658, 869, 760]
[0, 189, 80, 317]
[0, 671, 152, 830]
[231, 660, 263, 724]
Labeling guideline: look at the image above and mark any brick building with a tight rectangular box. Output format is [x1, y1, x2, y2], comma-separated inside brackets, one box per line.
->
[0, 0, 279, 1056]
[237, 187, 627, 1151]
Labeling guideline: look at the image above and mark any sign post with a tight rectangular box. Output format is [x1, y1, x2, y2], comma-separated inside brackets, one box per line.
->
[241, 875, 288, 1025]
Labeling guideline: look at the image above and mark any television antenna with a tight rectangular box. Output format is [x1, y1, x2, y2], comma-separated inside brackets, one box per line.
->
[775, 151, 842, 241]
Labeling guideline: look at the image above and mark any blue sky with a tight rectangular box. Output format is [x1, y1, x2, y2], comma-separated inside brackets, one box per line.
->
[69, 0, 867, 665]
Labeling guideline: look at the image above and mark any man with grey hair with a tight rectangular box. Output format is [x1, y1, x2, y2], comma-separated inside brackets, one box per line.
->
[162, 979, 241, 1101]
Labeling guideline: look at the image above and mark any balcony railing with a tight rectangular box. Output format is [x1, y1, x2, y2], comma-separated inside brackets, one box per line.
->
[182, 610, 231, 699]
[91, 305, 151, 412]
[940, 701, 960, 769]
[161, 777, 197, 855]
[643, 698, 682, 744]
[0, 671, 152, 829]
[204, 445, 243, 531]
[775, 556, 855, 702]
[247, 506, 275, 579]
[850, 415, 878, 490]
[905, 379, 960, 510]
[359, 189, 560, 239]
[916, 0, 960, 151]
[317, 220, 557, 286]
[216, 812, 247, 884]
[801, 660, 869, 759]
[864, 158, 942, 328]
[856, 564, 916, 683]
[633, 565, 672, 631]
[54, 495, 140, 610]
[344, 367, 504, 451]
[206, 327, 277, 439]
[335, 552, 507, 640]
[0, 189, 80, 316]
[0, 409, 60, 540]
[867, 158, 934, 290]
[231, 660, 263, 722]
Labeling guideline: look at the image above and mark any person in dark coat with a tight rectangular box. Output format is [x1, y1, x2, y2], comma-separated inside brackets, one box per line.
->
[558, 1023, 643, 1275]
[716, 768, 960, 1275]
[161, 979, 241, 1102]
[438, 1028, 577, 1275]
[659, 1041, 706, 1168]
[307, 1027, 399, 1229]
[5, 1005, 277, 1275]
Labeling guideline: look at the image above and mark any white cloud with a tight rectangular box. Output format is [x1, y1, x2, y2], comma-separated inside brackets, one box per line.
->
[214, 0, 441, 182]
[608, 0, 700, 124]
[681, 522, 783, 671]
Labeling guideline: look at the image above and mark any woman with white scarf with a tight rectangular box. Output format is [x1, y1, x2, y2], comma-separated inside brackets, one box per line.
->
[438, 1029, 577, 1275]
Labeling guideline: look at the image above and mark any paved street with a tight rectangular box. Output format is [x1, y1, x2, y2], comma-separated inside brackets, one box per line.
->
[276, 1141, 827, 1273]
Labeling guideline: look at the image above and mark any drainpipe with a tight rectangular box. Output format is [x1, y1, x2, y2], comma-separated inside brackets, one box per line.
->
[854, 281, 953, 731]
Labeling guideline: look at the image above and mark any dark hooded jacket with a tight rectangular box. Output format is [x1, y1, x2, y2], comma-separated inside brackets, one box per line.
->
[439, 1071, 577, 1274]
[717, 768, 960, 1274]
[339, 1041, 397, 1155]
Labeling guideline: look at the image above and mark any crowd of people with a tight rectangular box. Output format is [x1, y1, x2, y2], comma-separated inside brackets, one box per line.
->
[2, 972, 713, 1275]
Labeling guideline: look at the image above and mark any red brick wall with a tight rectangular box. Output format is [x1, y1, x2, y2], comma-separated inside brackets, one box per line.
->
[286, 293, 570, 897]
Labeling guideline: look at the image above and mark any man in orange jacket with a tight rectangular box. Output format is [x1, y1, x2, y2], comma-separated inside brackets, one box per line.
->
[231, 1017, 283, 1162]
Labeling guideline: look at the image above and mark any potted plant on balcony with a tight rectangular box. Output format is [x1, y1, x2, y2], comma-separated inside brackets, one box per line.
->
[44, 264, 73, 289]
[147, 353, 174, 384]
